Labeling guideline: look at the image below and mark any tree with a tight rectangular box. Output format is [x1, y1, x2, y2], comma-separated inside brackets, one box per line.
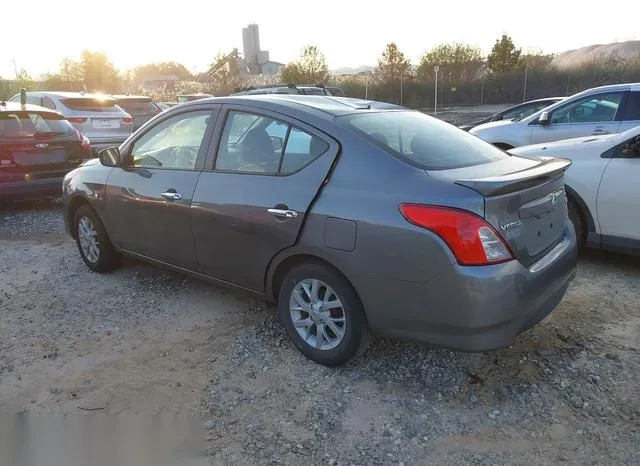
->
[373, 42, 412, 85]
[519, 53, 555, 71]
[132, 61, 192, 82]
[487, 34, 522, 74]
[204, 49, 246, 95]
[80, 50, 119, 92]
[280, 63, 303, 84]
[417, 43, 483, 82]
[279, 46, 329, 84]
[59, 58, 84, 82]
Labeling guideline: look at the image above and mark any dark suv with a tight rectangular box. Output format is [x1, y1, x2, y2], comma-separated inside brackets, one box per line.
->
[113, 95, 162, 131]
[1, 101, 92, 199]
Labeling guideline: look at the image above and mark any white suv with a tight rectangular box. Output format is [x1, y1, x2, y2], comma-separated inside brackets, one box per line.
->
[470, 83, 640, 149]
[9, 91, 133, 152]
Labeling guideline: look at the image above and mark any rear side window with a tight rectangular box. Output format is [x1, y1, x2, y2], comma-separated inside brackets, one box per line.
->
[620, 92, 640, 121]
[215, 110, 329, 174]
[62, 98, 119, 112]
[338, 111, 508, 170]
[117, 99, 160, 114]
[0, 112, 74, 138]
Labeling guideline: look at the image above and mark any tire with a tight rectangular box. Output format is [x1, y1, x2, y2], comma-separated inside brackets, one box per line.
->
[73, 205, 119, 272]
[278, 262, 372, 366]
[567, 199, 585, 247]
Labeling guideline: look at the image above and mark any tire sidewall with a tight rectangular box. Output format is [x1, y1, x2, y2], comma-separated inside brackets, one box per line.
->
[278, 263, 365, 366]
[73, 206, 115, 272]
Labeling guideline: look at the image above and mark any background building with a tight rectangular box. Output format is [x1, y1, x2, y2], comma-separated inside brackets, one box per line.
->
[242, 23, 284, 76]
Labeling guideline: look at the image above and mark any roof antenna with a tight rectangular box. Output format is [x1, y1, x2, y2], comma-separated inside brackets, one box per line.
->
[20, 88, 26, 106]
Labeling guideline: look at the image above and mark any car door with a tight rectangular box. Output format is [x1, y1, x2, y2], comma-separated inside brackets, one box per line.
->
[105, 107, 219, 270]
[596, 130, 640, 249]
[616, 91, 640, 133]
[529, 91, 624, 145]
[191, 106, 339, 291]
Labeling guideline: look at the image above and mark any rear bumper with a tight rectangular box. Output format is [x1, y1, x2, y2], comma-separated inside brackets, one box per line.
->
[369, 225, 578, 351]
[0, 178, 63, 199]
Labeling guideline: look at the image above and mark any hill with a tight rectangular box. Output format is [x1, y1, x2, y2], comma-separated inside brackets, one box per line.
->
[552, 41, 640, 69]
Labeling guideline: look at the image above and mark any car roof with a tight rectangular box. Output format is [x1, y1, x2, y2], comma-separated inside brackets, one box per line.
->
[112, 95, 153, 100]
[0, 101, 59, 113]
[23, 91, 117, 100]
[175, 95, 406, 118]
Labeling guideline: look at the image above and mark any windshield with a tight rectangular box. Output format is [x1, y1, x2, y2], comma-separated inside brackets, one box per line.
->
[0, 111, 75, 138]
[62, 97, 118, 112]
[338, 111, 509, 170]
[117, 99, 160, 114]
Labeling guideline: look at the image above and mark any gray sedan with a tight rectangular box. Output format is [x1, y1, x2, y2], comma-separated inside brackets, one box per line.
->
[62, 95, 578, 366]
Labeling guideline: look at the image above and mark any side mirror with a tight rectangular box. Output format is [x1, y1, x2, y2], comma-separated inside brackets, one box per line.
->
[493, 115, 504, 121]
[538, 111, 550, 126]
[98, 146, 121, 167]
[270, 136, 283, 151]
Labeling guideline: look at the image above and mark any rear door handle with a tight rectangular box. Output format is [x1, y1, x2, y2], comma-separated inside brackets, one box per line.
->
[267, 208, 298, 219]
[161, 191, 183, 201]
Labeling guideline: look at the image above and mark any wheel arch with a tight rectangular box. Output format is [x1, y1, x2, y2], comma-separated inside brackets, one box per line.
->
[565, 184, 596, 233]
[267, 252, 365, 312]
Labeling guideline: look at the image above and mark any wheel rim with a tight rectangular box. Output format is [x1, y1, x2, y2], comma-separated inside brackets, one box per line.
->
[289, 279, 346, 350]
[78, 216, 100, 263]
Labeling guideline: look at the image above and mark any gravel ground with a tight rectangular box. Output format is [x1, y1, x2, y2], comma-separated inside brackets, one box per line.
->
[1, 201, 639, 465]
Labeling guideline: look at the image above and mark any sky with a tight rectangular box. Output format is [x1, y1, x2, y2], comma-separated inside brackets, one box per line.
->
[1, 0, 638, 78]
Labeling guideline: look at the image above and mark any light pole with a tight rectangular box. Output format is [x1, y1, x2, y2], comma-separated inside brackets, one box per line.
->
[523, 62, 528, 102]
[434, 65, 439, 116]
[365, 77, 368, 99]
[400, 73, 403, 106]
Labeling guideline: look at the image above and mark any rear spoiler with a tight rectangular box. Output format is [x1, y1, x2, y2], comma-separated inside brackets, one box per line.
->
[455, 157, 572, 197]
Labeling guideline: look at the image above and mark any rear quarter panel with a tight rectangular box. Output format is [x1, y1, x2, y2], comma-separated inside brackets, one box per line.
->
[267, 124, 486, 334]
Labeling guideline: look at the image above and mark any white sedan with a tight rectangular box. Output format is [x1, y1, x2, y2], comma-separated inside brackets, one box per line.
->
[509, 126, 640, 255]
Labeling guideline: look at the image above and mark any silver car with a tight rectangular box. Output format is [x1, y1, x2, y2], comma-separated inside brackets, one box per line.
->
[62, 95, 578, 366]
[9, 91, 133, 152]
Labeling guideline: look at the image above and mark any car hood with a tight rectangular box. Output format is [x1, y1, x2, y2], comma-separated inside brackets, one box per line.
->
[509, 134, 614, 157]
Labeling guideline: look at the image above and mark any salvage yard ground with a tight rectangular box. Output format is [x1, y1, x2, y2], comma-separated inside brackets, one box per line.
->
[1, 198, 639, 465]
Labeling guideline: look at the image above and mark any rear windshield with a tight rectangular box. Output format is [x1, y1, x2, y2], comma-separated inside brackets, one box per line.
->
[0, 111, 75, 138]
[117, 99, 159, 114]
[337, 111, 509, 170]
[62, 97, 118, 112]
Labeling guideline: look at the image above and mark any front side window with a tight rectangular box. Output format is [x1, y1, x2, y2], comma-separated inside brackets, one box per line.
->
[215, 111, 328, 174]
[130, 111, 210, 170]
[550, 92, 623, 124]
[338, 110, 508, 170]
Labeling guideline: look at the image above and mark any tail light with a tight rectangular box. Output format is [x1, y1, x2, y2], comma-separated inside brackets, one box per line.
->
[67, 117, 88, 124]
[75, 129, 92, 153]
[122, 116, 134, 124]
[399, 204, 514, 266]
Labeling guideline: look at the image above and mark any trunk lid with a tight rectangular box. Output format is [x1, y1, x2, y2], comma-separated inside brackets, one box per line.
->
[428, 155, 572, 267]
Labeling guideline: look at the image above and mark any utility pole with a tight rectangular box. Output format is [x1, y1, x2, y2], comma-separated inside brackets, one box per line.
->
[365, 76, 368, 99]
[434, 66, 439, 116]
[11, 57, 18, 79]
[400, 74, 403, 106]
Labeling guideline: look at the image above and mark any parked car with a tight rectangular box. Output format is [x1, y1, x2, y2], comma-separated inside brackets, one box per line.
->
[0, 101, 92, 199]
[157, 102, 178, 111]
[470, 83, 640, 149]
[509, 124, 640, 255]
[177, 93, 214, 103]
[9, 91, 133, 152]
[232, 84, 339, 96]
[458, 97, 565, 131]
[112, 95, 162, 131]
[62, 95, 577, 366]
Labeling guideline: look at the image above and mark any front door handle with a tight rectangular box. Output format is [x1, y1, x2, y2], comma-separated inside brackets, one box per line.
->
[161, 191, 183, 201]
[267, 208, 298, 219]
[592, 128, 610, 135]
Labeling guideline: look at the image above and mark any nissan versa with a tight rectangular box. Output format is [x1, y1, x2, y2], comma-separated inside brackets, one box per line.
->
[62, 95, 578, 366]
